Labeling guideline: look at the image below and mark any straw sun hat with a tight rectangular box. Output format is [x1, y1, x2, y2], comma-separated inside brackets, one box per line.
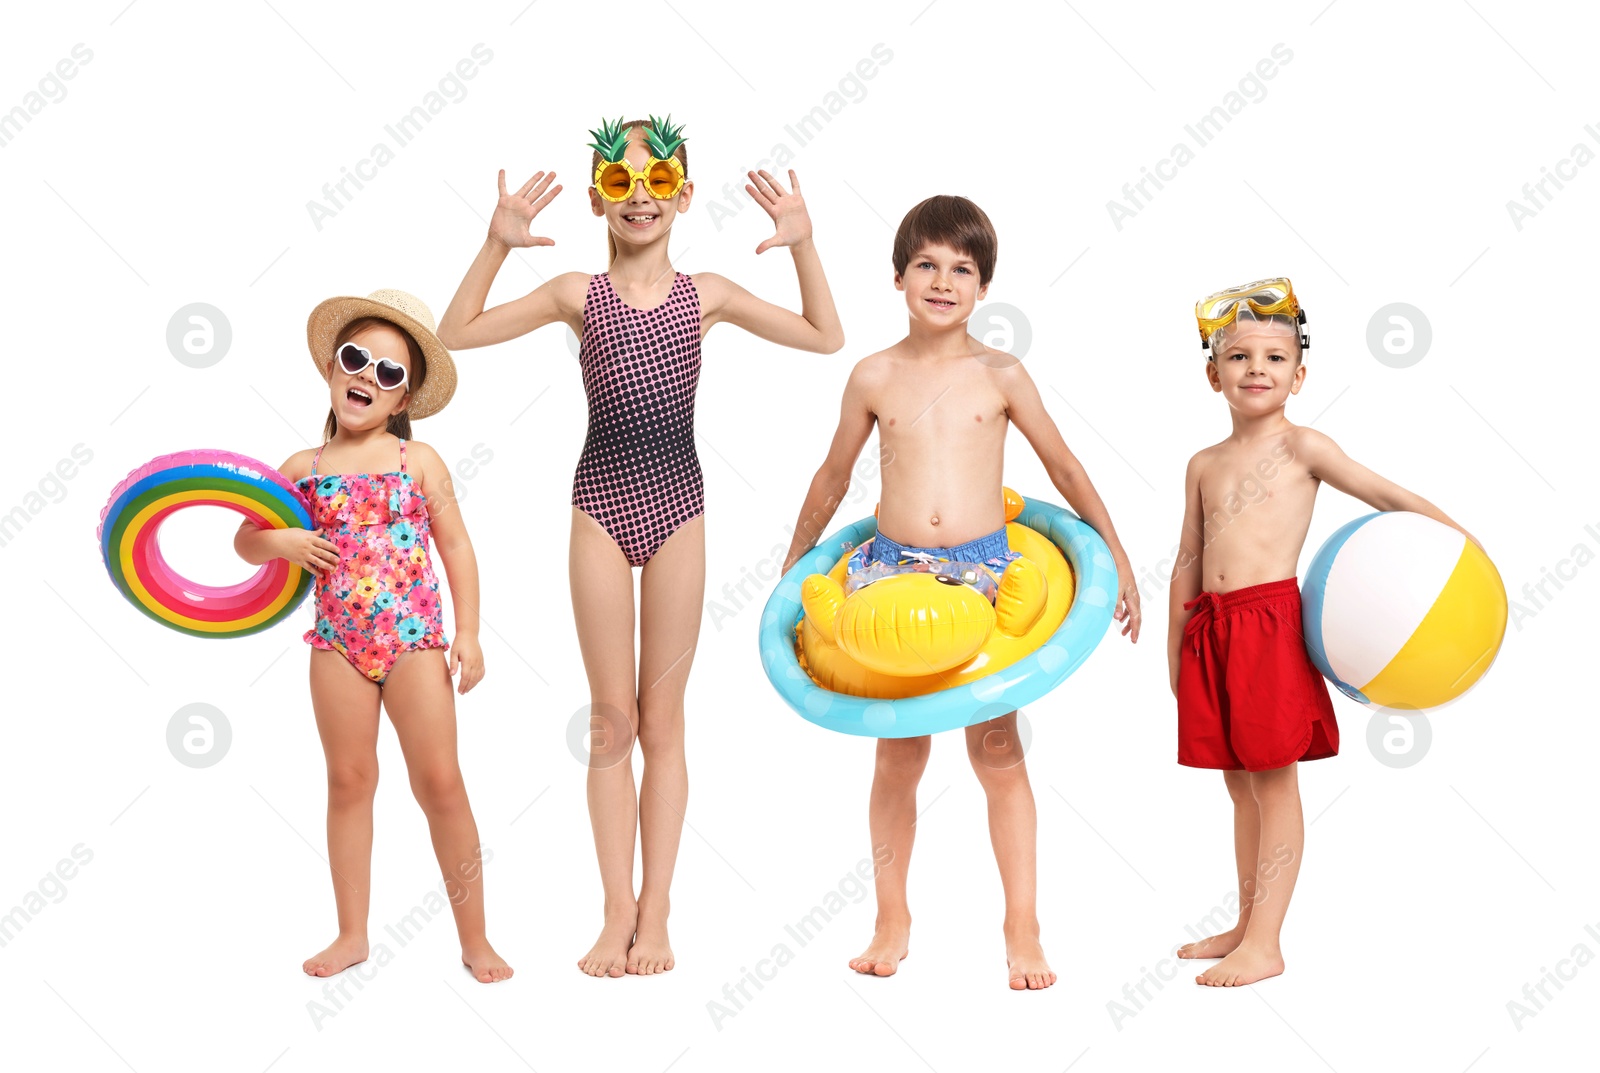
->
[306, 288, 458, 420]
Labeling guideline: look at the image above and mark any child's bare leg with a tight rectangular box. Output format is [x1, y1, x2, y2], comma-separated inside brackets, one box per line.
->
[965, 712, 1056, 991]
[303, 649, 381, 977]
[570, 509, 640, 978]
[1198, 764, 1301, 986]
[849, 735, 929, 977]
[1179, 769, 1258, 960]
[628, 516, 705, 975]
[383, 649, 510, 982]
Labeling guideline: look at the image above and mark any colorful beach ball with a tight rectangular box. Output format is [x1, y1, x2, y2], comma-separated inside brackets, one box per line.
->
[1302, 511, 1506, 709]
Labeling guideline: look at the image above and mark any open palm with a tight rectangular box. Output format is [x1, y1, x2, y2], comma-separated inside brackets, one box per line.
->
[747, 169, 812, 254]
[489, 169, 561, 248]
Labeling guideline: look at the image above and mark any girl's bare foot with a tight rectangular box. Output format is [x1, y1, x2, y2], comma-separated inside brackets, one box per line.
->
[303, 934, 369, 977]
[628, 897, 675, 975]
[1177, 925, 1247, 960]
[462, 940, 514, 983]
[1196, 942, 1284, 986]
[1004, 920, 1057, 991]
[577, 905, 636, 978]
[849, 919, 910, 977]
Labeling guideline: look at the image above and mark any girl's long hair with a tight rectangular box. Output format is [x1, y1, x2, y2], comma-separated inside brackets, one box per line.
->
[594, 117, 690, 267]
[321, 316, 426, 443]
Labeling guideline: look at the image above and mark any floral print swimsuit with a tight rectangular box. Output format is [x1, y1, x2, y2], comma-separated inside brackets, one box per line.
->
[296, 439, 448, 683]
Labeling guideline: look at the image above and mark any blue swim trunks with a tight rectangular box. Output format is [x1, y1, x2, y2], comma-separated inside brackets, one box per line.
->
[845, 524, 1022, 599]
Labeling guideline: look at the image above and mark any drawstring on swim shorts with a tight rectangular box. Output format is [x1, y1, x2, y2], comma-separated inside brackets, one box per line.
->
[1183, 591, 1222, 655]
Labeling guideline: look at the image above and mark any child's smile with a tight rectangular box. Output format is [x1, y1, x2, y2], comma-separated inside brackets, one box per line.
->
[1209, 325, 1305, 410]
[328, 326, 412, 429]
[593, 128, 688, 245]
[898, 242, 986, 323]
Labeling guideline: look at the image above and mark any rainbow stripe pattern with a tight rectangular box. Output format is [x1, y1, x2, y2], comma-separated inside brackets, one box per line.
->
[97, 450, 314, 638]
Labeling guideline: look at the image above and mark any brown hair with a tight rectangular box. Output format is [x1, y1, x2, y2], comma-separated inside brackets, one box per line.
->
[321, 316, 426, 442]
[593, 117, 690, 267]
[892, 195, 998, 288]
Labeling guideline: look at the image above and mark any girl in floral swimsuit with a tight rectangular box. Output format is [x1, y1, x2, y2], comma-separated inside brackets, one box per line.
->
[299, 437, 447, 681]
[437, 117, 845, 978]
[234, 289, 512, 984]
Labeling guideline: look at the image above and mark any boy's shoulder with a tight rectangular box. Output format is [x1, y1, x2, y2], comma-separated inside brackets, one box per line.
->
[969, 341, 1025, 372]
[1186, 421, 1331, 474]
[852, 338, 1025, 373]
[847, 342, 904, 380]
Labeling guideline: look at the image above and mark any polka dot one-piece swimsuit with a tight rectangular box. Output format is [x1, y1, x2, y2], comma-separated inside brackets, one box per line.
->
[296, 439, 448, 684]
[572, 271, 704, 566]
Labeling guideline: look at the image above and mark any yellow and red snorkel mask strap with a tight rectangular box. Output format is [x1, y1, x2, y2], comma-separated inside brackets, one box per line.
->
[587, 114, 688, 202]
[1195, 277, 1309, 352]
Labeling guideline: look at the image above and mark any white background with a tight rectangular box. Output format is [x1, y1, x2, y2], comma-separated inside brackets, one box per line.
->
[2, 2, 1596, 1070]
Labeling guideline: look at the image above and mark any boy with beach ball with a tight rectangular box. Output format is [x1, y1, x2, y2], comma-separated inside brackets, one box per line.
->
[1168, 278, 1483, 987]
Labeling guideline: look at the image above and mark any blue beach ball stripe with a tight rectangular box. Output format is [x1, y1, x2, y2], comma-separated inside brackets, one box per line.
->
[1300, 512, 1378, 705]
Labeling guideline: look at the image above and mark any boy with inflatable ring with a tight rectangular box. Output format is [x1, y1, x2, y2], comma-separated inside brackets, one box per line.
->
[780, 195, 1141, 991]
[1169, 278, 1482, 987]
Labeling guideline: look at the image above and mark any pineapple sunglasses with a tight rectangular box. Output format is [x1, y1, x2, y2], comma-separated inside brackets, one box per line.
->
[592, 155, 685, 202]
[587, 114, 689, 202]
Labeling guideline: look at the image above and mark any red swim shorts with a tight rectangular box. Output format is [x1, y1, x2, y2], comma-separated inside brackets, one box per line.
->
[1177, 578, 1339, 771]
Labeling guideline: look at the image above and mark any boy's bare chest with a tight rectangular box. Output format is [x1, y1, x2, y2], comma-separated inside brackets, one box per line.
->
[1198, 442, 1315, 529]
[875, 379, 1007, 446]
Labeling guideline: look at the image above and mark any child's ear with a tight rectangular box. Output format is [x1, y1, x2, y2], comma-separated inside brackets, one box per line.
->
[675, 179, 693, 211]
[1205, 359, 1223, 392]
[977, 281, 989, 301]
[589, 187, 605, 217]
[893, 272, 904, 291]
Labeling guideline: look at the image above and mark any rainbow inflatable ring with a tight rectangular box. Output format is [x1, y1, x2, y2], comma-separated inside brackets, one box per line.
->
[760, 494, 1118, 738]
[98, 450, 315, 638]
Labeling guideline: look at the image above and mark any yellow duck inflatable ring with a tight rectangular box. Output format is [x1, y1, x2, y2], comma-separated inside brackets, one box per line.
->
[797, 489, 1075, 700]
[761, 488, 1118, 737]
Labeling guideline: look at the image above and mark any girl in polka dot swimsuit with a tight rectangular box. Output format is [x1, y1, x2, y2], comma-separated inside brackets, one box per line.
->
[438, 116, 845, 978]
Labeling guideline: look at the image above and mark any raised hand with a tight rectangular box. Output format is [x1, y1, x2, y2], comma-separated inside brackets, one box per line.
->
[489, 169, 561, 249]
[747, 169, 812, 254]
